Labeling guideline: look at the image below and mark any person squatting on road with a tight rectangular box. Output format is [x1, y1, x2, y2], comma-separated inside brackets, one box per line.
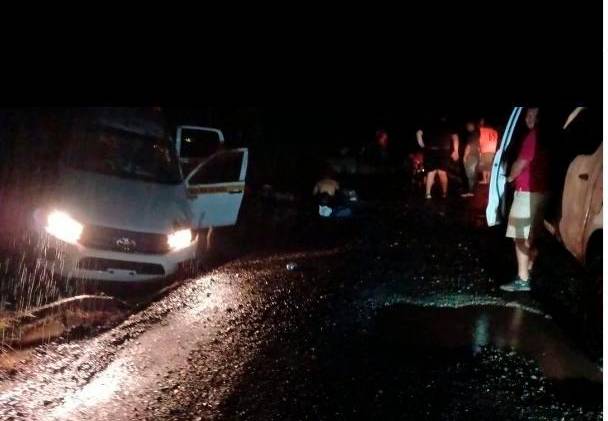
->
[416, 116, 459, 199]
[500, 107, 548, 292]
[313, 168, 352, 218]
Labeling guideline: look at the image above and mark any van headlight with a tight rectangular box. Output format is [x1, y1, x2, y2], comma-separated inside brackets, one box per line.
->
[167, 228, 193, 251]
[45, 210, 84, 244]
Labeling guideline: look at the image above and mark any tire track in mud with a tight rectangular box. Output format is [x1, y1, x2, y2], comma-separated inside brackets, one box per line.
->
[0, 273, 220, 420]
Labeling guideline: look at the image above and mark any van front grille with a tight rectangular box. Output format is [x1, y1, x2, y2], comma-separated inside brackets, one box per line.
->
[79, 226, 169, 254]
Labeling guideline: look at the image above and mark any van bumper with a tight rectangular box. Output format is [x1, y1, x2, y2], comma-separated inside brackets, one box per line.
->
[33, 233, 198, 282]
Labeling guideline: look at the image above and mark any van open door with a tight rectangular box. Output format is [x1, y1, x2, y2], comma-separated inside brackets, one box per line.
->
[486, 107, 523, 226]
[176, 125, 225, 176]
[185, 148, 248, 229]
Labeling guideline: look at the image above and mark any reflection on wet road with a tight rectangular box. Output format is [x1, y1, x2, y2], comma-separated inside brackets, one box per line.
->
[375, 303, 602, 382]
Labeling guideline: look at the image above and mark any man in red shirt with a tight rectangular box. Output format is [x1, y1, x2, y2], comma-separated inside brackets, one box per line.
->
[500, 107, 548, 292]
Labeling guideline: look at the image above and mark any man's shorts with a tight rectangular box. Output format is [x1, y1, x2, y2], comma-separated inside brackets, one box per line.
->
[506, 190, 547, 241]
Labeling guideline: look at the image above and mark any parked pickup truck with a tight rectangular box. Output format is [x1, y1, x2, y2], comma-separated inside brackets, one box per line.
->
[0, 108, 249, 282]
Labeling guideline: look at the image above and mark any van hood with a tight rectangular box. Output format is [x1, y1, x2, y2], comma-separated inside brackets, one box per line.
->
[54, 169, 192, 233]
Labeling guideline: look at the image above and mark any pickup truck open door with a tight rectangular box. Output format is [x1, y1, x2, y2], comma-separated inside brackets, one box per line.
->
[185, 149, 248, 228]
[176, 126, 248, 229]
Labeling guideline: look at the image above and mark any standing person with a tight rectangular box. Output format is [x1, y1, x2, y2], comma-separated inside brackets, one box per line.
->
[500, 107, 548, 292]
[375, 129, 389, 165]
[478, 118, 499, 184]
[460, 120, 481, 197]
[416, 115, 459, 199]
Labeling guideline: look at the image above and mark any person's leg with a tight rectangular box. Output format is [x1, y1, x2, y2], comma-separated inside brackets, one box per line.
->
[482, 152, 495, 184]
[501, 237, 532, 292]
[425, 170, 436, 198]
[467, 162, 476, 192]
[528, 247, 538, 271]
[526, 193, 547, 272]
[437, 170, 448, 197]
[514, 238, 531, 281]
[464, 154, 479, 192]
[479, 153, 489, 184]
[501, 191, 533, 292]
[527, 223, 544, 272]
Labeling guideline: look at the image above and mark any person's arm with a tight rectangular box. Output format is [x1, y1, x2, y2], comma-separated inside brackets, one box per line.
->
[507, 131, 536, 183]
[451, 133, 459, 161]
[563, 106, 585, 129]
[416, 130, 424, 148]
[507, 159, 529, 182]
[313, 183, 319, 195]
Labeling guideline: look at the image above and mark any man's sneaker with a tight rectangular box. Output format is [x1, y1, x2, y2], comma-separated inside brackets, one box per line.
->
[499, 278, 531, 292]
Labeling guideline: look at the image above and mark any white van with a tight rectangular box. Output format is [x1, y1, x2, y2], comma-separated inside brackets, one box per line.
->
[28, 108, 248, 282]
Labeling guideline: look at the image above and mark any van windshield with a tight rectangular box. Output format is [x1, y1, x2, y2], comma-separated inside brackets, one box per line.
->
[63, 126, 182, 184]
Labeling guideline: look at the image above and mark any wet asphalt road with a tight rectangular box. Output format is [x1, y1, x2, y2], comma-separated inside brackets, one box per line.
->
[0, 181, 603, 420]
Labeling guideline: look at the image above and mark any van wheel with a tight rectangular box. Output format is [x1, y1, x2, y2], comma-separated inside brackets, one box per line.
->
[191, 228, 217, 270]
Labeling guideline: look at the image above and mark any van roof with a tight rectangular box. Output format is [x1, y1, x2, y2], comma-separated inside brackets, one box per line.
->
[90, 107, 167, 139]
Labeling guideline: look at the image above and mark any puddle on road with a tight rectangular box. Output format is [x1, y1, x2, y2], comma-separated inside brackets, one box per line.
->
[375, 303, 602, 383]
